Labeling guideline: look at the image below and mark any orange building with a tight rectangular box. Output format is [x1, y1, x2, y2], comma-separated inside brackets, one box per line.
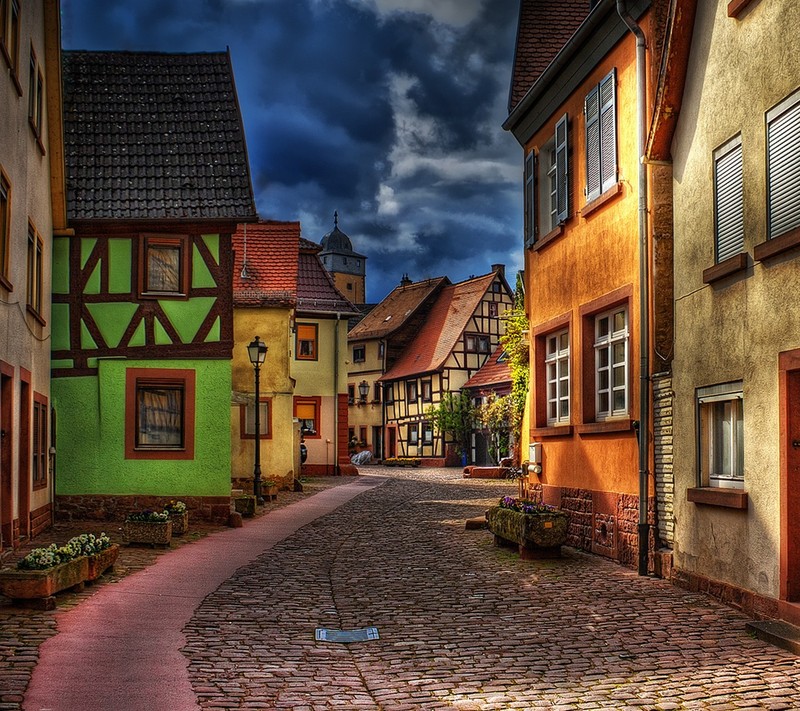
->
[504, 0, 675, 573]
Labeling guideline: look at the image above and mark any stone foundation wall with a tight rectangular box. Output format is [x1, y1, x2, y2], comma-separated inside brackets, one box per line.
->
[55, 495, 231, 525]
[535, 484, 659, 573]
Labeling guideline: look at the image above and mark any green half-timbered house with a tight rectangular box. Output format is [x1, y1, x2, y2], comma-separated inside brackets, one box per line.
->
[51, 51, 256, 523]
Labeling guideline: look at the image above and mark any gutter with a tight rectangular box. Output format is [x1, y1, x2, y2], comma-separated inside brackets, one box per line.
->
[617, 0, 651, 577]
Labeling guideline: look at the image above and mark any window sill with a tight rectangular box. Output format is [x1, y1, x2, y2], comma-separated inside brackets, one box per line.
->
[531, 425, 573, 438]
[581, 182, 622, 219]
[10, 70, 22, 97]
[532, 224, 564, 252]
[687, 486, 748, 509]
[576, 418, 633, 435]
[702, 252, 748, 284]
[728, 0, 755, 18]
[26, 305, 46, 326]
[754, 227, 800, 262]
[0, 274, 12, 292]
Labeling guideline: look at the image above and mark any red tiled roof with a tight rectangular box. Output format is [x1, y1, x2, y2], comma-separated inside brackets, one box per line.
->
[463, 344, 512, 391]
[348, 277, 449, 340]
[380, 272, 498, 381]
[233, 221, 300, 307]
[508, 0, 588, 112]
[297, 250, 359, 316]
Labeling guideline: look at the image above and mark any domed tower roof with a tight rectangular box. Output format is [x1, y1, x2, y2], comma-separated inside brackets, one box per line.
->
[320, 211, 354, 253]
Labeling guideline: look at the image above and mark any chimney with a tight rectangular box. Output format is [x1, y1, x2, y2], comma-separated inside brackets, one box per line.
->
[491, 263, 505, 278]
[399, 273, 412, 286]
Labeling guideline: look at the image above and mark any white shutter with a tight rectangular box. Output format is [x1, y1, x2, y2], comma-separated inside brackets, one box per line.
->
[599, 70, 617, 194]
[555, 113, 569, 223]
[585, 86, 600, 201]
[714, 135, 744, 262]
[767, 92, 800, 239]
[524, 151, 536, 247]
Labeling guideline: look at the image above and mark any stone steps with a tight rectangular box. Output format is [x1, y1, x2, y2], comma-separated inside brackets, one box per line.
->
[746, 619, 800, 655]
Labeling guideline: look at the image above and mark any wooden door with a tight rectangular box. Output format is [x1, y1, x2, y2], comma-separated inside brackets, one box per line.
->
[785, 369, 800, 601]
[0, 371, 13, 550]
[388, 427, 396, 459]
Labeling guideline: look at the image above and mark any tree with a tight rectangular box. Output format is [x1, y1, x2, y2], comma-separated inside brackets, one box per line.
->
[426, 390, 476, 462]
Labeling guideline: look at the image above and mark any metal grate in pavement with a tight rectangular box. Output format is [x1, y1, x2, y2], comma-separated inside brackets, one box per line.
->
[315, 627, 380, 643]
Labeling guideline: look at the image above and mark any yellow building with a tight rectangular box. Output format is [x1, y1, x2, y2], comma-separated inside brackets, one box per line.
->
[0, 0, 64, 547]
[232, 222, 302, 492]
[670, 0, 800, 624]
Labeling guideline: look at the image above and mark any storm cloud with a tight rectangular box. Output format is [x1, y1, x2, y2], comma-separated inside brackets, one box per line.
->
[61, 0, 523, 301]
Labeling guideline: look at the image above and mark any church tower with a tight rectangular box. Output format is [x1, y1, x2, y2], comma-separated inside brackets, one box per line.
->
[319, 212, 367, 304]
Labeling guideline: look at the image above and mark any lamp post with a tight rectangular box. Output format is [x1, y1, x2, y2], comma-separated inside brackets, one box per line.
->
[247, 336, 268, 505]
[358, 380, 370, 404]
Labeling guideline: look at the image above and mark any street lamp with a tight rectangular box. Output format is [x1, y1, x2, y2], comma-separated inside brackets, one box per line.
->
[247, 336, 268, 505]
[358, 380, 370, 404]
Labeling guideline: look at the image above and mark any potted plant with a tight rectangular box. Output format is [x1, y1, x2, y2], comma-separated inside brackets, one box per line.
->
[262, 480, 278, 501]
[123, 510, 172, 547]
[164, 500, 189, 535]
[486, 496, 569, 559]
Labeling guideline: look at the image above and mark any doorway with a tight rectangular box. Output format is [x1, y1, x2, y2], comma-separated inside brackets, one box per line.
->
[0, 367, 13, 550]
[387, 427, 396, 459]
[781, 352, 800, 602]
[372, 426, 383, 460]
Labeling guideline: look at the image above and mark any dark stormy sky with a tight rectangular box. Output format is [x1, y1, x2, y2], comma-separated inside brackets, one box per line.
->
[61, 0, 524, 302]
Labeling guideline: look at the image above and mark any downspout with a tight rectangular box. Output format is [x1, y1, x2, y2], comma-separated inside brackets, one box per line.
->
[617, 0, 650, 576]
[334, 313, 340, 475]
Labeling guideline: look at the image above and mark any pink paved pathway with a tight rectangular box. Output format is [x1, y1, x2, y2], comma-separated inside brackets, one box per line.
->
[24, 477, 385, 711]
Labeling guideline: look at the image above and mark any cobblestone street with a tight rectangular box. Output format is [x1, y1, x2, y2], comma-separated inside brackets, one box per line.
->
[4, 467, 800, 710]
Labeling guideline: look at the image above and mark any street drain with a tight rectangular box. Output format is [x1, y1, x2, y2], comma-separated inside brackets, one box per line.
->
[315, 627, 380, 643]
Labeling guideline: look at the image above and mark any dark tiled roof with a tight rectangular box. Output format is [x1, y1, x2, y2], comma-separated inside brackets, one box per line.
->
[464, 344, 512, 391]
[233, 221, 300, 307]
[348, 277, 449, 340]
[508, 0, 588, 112]
[62, 50, 257, 221]
[380, 272, 498, 381]
[297, 246, 359, 316]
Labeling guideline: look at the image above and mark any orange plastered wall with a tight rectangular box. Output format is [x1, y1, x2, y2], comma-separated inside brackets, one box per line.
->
[523, 18, 652, 496]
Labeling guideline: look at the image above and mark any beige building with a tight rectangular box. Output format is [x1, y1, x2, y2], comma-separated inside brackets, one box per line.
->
[671, 0, 800, 623]
[0, 0, 64, 548]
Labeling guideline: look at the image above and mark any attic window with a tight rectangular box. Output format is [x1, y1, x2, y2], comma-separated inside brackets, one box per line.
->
[139, 234, 189, 298]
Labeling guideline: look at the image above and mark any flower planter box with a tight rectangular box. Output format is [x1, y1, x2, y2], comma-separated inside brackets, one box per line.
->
[264, 485, 278, 502]
[169, 511, 189, 535]
[86, 544, 120, 582]
[123, 520, 172, 547]
[486, 506, 568, 559]
[234, 495, 256, 517]
[0, 556, 89, 602]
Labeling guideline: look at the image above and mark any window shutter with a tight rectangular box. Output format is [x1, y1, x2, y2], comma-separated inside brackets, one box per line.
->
[767, 93, 800, 239]
[585, 85, 601, 201]
[599, 70, 617, 194]
[524, 151, 536, 247]
[714, 136, 744, 262]
[555, 113, 569, 223]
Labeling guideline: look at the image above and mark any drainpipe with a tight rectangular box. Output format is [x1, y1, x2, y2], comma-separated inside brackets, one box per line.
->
[334, 313, 340, 475]
[617, 0, 650, 576]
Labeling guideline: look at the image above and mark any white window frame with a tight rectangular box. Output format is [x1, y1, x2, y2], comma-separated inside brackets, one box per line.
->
[767, 89, 800, 239]
[697, 382, 744, 488]
[546, 328, 570, 425]
[594, 306, 628, 420]
[585, 69, 617, 202]
[713, 135, 744, 262]
[408, 423, 419, 446]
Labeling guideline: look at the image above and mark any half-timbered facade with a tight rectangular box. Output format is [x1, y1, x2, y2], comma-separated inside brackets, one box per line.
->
[51, 51, 256, 523]
[0, 0, 64, 548]
[380, 268, 513, 465]
[347, 276, 448, 461]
